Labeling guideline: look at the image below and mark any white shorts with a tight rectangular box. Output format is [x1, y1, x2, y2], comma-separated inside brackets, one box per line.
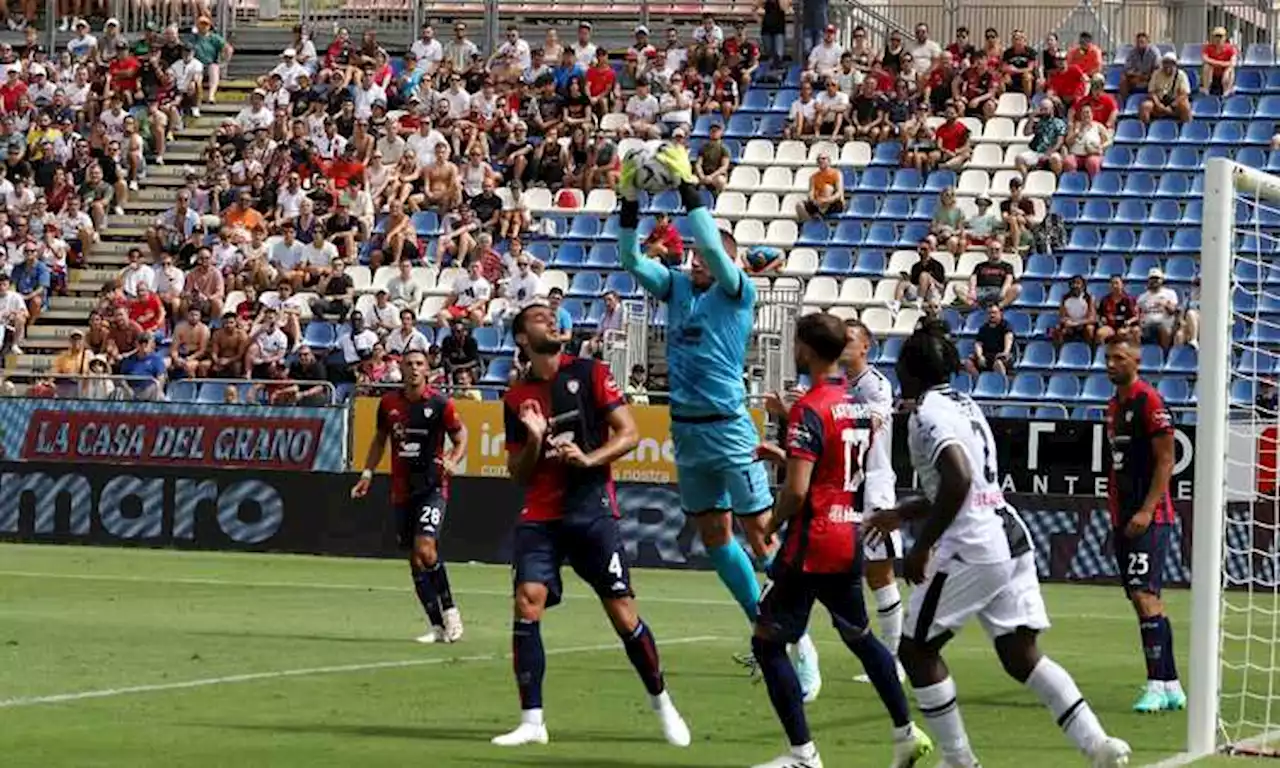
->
[863, 529, 902, 562]
[904, 552, 1050, 643]
[1016, 150, 1045, 168]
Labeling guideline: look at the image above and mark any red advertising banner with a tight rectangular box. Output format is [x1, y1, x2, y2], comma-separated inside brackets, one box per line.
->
[21, 409, 326, 470]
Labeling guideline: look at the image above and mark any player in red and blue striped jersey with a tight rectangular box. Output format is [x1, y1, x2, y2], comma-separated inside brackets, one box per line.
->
[1105, 337, 1185, 713]
[750, 312, 932, 768]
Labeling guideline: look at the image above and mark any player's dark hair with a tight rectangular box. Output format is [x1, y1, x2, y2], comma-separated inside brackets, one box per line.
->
[402, 348, 428, 362]
[795, 312, 847, 363]
[899, 319, 962, 387]
[511, 303, 536, 339]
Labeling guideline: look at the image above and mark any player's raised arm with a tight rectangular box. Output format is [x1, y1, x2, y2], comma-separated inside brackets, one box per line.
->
[618, 199, 673, 299]
[505, 400, 546, 485]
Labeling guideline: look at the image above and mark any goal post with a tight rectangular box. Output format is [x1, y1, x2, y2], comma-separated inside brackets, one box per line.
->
[1194, 158, 1280, 757]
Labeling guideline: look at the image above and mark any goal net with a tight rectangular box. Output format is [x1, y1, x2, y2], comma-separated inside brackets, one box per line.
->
[1197, 158, 1280, 757]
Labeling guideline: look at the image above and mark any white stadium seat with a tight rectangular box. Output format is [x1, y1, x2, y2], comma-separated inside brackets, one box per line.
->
[990, 170, 1020, 196]
[891, 308, 923, 335]
[727, 166, 760, 192]
[838, 277, 873, 305]
[734, 218, 766, 245]
[714, 192, 747, 217]
[1004, 143, 1030, 166]
[584, 189, 617, 214]
[599, 113, 629, 133]
[747, 192, 781, 218]
[957, 169, 990, 196]
[371, 266, 396, 291]
[522, 187, 553, 213]
[1005, 252, 1025, 278]
[354, 293, 378, 320]
[886, 250, 917, 276]
[995, 92, 1029, 118]
[861, 307, 893, 334]
[1024, 169, 1058, 197]
[780, 193, 808, 215]
[827, 305, 859, 321]
[782, 248, 819, 277]
[872, 279, 898, 303]
[808, 140, 839, 163]
[539, 269, 569, 294]
[955, 251, 986, 278]
[418, 295, 447, 320]
[348, 266, 372, 292]
[981, 117, 1016, 144]
[411, 267, 437, 292]
[792, 166, 816, 192]
[774, 140, 807, 166]
[764, 220, 798, 248]
[838, 141, 872, 167]
[760, 166, 793, 194]
[803, 276, 839, 305]
[486, 297, 510, 323]
[961, 117, 983, 136]
[968, 144, 1003, 171]
[930, 251, 956, 276]
[743, 139, 775, 165]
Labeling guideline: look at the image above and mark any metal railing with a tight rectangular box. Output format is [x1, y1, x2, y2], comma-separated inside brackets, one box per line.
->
[29, 373, 167, 401]
[167, 376, 341, 405]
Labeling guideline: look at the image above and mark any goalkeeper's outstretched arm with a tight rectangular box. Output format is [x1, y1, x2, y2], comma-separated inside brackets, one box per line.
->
[619, 198, 672, 299]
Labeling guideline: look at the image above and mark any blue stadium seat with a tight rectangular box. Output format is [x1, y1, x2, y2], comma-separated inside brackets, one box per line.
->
[1104, 65, 1122, 90]
[1056, 253, 1091, 279]
[1239, 231, 1280, 255]
[605, 272, 640, 299]
[850, 249, 883, 276]
[891, 168, 924, 192]
[1122, 172, 1157, 197]
[1165, 345, 1198, 373]
[1240, 147, 1268, 170]
[1114, 120, 1144, 143]
[1056, 342, 1092, 371]
[567, 215, 600, 240]
[1178, 121, 1211, 144]
[1246, 321, 1280, 345]
[552, 243, 585, 268]
[740, 89, 771, 113]
[1101, 227, 1136, 252]
[1020, 342, 1054, 371]
[526, 242, 553, 264]
[1034, 406, 1067, 419]
[1178, 42, 1203, 66]
[897, 222, 931, 247]
[1237, 69, 1265, 95]
[974, 372, 1007, 399]
[831, 220, 864, 246]
[650, 304, 668, 327]
[758, 114, 787, 136]
[1014, 281, 1045, 309]
[870, 142, 902, 166]
[1089, 346, 1109, 371]
[925, 170, 957, 192]
[1033, 312, 1058, 337]
[411, 211, 439, 235]
[598, 215, 621, 240]
[691, 114, 721, 138]
[847, 194, 879, 218]
[999, 406, 1032, 418]
[1266, 69, 1280, 92]
[482, 358, 514, 384]
[1092, 253, 1126, 280]
[863, 222, 897, 247]
[1023, 254, 1056, 280]
[1068, 227, 1100, 250]
[961, 312, 984, 336]
[1193, 96, 1222, 118]
[1058, 171, 1090, 196]
[1170, 228, 1202, 253]
[1112, 198, 1146, 224]
[1150, 199, 1183, 223]
[1046, 281, 1070, 307]
[941, 308, 963, 335]
[1167, 146, 1200, 170]
[909, 196, 938, 220]
[1136, 228, 1172, 253]
[1081, 199, 1113, 223]
[798, 220, 832, 246]
[473, 325, 501, 353]
[1051, 197, 1080, 220]
[819, 248, 856, 275]
[1180, 200, 1203, 224]
[567, 271, 603, 297]
[167, 380, 198, 403]
[1248, 119, 1276, 145]
[1166, 256, 1197, 283]
[1231, 379, 1259, 407]
[1260, 95, 1280, 117]
[1103, 146, 1133, 169]
[771, 88, 799, 112]
[724, 113, 757, 139]
[877, 337, 904, 365]
[1239, 348, 1279, 375]
[1132, 146, 1166, 170]
[1082, 374, 1112, 402]
[1224, 95, 1256, 119]
[1234, 263, 1270, 287]
[1005, 311, 1031, 336]
[199, 383, 247, 404]
[951, 373, 973, 394]
[302, 321, 336, 350]
[586, 244, 619, 268]
[1156, 173, 1192, 198]
[1210, 120, 1245, 144]
[1139, 344, 1165, 372]
[1205, 144, 1232, 162]
[879, 193, 911, 220]
[1088, 171, 1123, 197]
[1046, 374, 1081, 400]
[1122, 94, 1146, 116]
[647, 190, 681, 213]
[857, 167, 891, 191]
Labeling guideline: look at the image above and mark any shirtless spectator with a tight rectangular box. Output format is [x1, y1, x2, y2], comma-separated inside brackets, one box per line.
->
[182, 248, 226, 319]
[107, 305, 144, 366]
[423, 143, 461, 211]
[170, 308, 211, 378]
[202, 312, 250, 378]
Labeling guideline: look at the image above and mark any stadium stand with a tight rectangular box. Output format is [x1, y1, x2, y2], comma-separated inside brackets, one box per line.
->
[7, 7, 1267, 417]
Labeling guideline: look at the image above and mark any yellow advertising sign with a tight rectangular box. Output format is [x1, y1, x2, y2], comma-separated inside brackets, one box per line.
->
[351, 397, 765, 484]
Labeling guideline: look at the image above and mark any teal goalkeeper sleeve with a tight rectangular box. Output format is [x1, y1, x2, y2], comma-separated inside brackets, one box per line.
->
[619, 201, 672, 298]
[681, 190, 742, 296]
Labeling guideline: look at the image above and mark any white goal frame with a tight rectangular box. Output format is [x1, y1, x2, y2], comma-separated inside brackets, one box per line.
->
[1193, 158, 1280, 758]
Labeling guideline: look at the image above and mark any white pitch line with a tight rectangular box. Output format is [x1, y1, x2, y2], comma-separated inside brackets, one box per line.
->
[1138, 752, 1206, 768]
[0, 635, 720, 709]
[0, 569, 1137, 620]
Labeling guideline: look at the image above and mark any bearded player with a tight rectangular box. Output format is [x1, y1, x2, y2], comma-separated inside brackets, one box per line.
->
[617, 144, 822, 699]
[491, 302, 691, 748]
[866, 321, 1130, 768]
[351, 348, 468, 644]
[752, 312, 932, 768]
[1104, 337, 1185, 713]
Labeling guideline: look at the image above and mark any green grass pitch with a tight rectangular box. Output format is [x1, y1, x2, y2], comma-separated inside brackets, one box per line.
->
[0, 543, 1252, 767]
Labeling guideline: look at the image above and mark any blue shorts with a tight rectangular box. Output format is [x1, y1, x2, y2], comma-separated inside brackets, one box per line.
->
[671, 411, 772, 515]
[1114, 522, 1169, 596]
[394, 488, 447, 548]
[758, 565, 869, 645]
[513, 516, 633, 609]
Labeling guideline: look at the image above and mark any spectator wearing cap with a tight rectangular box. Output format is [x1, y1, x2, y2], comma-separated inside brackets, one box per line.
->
[119, 333, 167, 400]
[805, 24, 843, 83]
[796, 151, 844, 220]
[1070, 73, 1118, 129]
[52, 327, 91, 376]
[752, 0, 789, 65]
[695, 123, 731, 193]
[1137, 268, 1180, 349]
[1015, 98, 1067, 175]
[1119, 31, 1159, 102]
[100, 18, 126, 61]
[623, 78, 661, 139]
[1202, 26, 1238, 95]
[1139, 52, 1191, 123]
[66, 19, 96, 60]
[268, 47, 308, 92]
[411, 24, 444, 75]
[235, 89, 273, 132]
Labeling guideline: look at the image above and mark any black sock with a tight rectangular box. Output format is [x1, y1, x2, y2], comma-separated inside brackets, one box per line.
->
[752, 634, 811, 747]
[620, 198, 640, 228]
[411, 569, 443, 627]
[513, 619, 546, 710]
[426, 561, 454, 611]
[841, 628, 911, 728]
[677, 182, 704, 213]
[620, 620, 665, 696]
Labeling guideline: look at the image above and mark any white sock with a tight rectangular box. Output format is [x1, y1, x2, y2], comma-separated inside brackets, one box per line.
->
[791, 741, 818, 759]
[1025, 656, 1106, 755]
[521, 708, 544, 726]
[649, 690, 674, 712]
[795, 632, 818, 661]
[1147, 679, 1164, 694]
[873, 583, 904, 655]
[1166, 679, 1184, 695]
[914, 677, 975, 764]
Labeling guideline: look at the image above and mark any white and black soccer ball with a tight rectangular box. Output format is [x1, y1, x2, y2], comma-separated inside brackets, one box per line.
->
[627, 144, 680, 194]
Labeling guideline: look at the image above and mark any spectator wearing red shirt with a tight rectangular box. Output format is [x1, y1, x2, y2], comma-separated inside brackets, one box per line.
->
[478, 234, 506, 285]
[644, 212, 684, 266]
[108, 46, 142, 105]
[933, 104, 971, 169]
[1047, 62, 1087, 107]
[128, 283, 166, 334]
[325, 144, 366, 190]
[585, 47, 616, 116]
[1096, 275, 1140, 346]
[0, 67, 26, 113]
[1201, 26, 1238, 95]
[1070, 75, 1119, 128]
[1065, 31, 1103, 77]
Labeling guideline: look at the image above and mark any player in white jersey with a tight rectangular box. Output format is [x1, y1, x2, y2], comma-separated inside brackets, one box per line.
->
[865, 320, 1131, 768]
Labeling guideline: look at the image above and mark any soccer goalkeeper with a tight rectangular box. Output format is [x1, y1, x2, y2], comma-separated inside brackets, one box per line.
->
[615, 144, 822, 700]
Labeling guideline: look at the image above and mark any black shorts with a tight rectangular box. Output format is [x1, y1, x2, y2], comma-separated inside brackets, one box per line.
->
[1114, 522, 1169, 597]
[395, 488, 448, 547]
[804, 198, 844, 217]
[758, 564, 869, 645]
[513, 516, 632, 609]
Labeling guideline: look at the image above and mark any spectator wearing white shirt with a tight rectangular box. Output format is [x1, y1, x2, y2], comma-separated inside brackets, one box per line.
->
[629, 25, 658, 61]
[692, 13, 724, 72]
[66, 20, 98, 60]
[367, 289, 400, 334]
[154, 251, 186, 320]
[235, 90, 274, 133]
[411, 24, 444, 74]
[806, 24, 844, 83]
[625, 79, 662, 139]
[659, 77, 694, 135]
[814, 77, 849, 137]
[352, 71, 387, 120]
[170, 46, 205, 117]
[908, 24, 942, 77]
[269, 221, 307, 289]
[0, 273, 29, 353]
[300, 230, 337, 286]
[443, 77, 472, 120]
[268, 49, 308, 91]
[387, 308, 432, 356]
[492, 26, 532, 78]
[275, 173, 307, 223]
[445, 22, 480, 71]
[385, 259, 422, 311]
[247, 308, 290, 379]
[437, 260, 492, 326]
[405, 118, 448, 169]
[572, 22, 598, 68]
[337, 311, 380, 374]
[1137, 268, 1180, 349]
[786, 80, 818, 137]
[504, 255, 542, 307]
[119, 247, 155, 298]
[661, 28, 688, 77]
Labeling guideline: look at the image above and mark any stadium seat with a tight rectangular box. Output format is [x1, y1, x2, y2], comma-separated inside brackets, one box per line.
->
[974, 372, 1007, 399]
[850, 249, 885, 276]
[1046, 374, 1082, 400]
[819, 248, 855, 276]
[797, 220, 831, 246]
[482, 358, 514, 384]
[1082, 374, 1112, 402]
[1055, 342, 1092, 372]
[1087, 171, 1123, 197]
[1158, 378, 1192, 405]
[1023, 254, 1056, 280]
[999, 405, 1032, 418]
[877, 336, 904, 365]
[567, 272, 602, 298]
[880, 195, 912, 220]
[1139, 344, 1165, 372]
[1101, 228, 1137, 252]
[1020, 342, 1054, 372]
[605, 272, 640, 299]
